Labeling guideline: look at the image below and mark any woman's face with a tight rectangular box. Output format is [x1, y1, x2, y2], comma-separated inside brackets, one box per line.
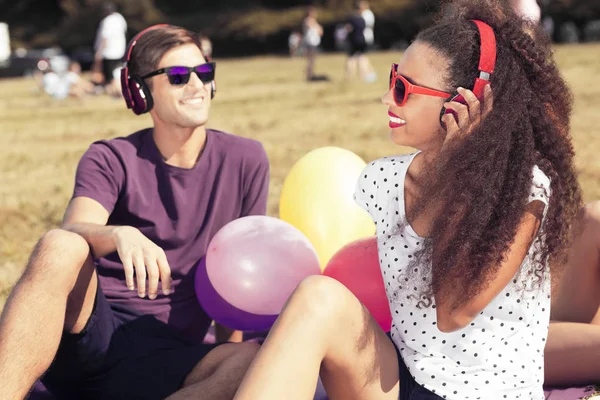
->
[382, 41, 452, 152]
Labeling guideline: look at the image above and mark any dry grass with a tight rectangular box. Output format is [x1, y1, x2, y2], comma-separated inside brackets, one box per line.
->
[1, 45, 600, 310]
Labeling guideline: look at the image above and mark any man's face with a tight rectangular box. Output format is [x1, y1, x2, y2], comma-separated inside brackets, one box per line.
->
[148, 43, 212, 129]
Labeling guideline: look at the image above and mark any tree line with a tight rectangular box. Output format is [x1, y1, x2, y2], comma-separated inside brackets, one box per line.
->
[0, 0, 597, 57]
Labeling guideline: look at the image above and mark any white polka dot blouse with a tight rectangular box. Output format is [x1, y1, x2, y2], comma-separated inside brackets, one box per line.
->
[354, 151, 551, 400]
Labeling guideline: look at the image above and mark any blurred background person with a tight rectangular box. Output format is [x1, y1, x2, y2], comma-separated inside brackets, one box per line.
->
[93, 1, 127, 97]
[0, 22, 10, 65]
[40, 57, 95, 100]
[199, 35, 213, 59]
[65, 61, 95, 98]
[40, 55, 70, 100]
[334, 23, 349, 52]
[302, 6, 323, 81]
[360, 0, 375, 50]
[510, 0, 541, 24]
[345, 2, 376, 83]
[288, 30, 303, 57]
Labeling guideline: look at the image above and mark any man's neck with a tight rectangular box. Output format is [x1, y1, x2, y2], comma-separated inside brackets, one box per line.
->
[152, 125, 208, 169]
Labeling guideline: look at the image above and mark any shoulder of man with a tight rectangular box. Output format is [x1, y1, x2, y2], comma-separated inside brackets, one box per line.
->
[208, 129, 268, 166]
[86, 128, 149, 159]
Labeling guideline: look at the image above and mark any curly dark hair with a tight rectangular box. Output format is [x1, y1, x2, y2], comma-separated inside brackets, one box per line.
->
[400, 0, 583, 310]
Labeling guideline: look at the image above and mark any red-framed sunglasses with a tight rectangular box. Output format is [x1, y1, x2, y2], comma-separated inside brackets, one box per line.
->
[389, 63, 451, 106]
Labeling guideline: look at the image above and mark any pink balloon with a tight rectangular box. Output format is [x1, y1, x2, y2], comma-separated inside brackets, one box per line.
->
[323, 236, 392, 332]
[206, 216, 321, 316]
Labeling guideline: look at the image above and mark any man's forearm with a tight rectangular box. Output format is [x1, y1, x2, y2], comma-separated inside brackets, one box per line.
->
[61, 222, 119, 259]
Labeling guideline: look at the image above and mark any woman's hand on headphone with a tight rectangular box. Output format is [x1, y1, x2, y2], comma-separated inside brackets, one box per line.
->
[441, 84, 493, 145]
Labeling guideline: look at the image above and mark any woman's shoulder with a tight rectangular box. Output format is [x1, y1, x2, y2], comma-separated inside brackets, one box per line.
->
[355, 152, 418, 220]
[359, 152, 419, 191]
[532, 165, 551, 190]
[529, 165, 551, 204]
[365, 152, 419, 171]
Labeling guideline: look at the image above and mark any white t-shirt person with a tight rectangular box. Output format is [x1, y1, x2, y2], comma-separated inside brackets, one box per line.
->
[362, 8, 375, 46]
[511, 0, 541, 23]
[354, 151, 551, 400]
[94, 12, 128, 60]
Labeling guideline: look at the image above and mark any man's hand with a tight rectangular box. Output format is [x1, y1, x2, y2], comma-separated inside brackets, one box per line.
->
[112, 226, 172, 299]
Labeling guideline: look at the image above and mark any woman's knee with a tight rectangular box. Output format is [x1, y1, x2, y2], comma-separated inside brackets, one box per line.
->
[292, 275, 360, 323]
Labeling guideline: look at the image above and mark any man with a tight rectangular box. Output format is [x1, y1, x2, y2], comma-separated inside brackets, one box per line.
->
[93, 2, 127, 96]
[0, 24, 268, 400]
[199, 35, 213, 59]
[302, 6, 323, 81]
[360, 0, 375, 49]
[510, 0, 541, 23]
[345, 2, 376, 82]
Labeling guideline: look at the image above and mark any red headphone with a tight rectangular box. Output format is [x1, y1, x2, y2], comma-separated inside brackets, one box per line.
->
[441, 19, 497, 125]
[469, 20, 496, 99]
[120, 24, 216, 115]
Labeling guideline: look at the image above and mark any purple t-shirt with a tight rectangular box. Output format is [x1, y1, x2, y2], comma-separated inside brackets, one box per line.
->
[72, 128, 269, 343]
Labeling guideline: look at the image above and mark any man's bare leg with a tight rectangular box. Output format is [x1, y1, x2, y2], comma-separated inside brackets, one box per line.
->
[545, 323, 600, 386]
[0, 229, 98, 399]
[166, 342, 259, 400]
[545, 202, 600, 386]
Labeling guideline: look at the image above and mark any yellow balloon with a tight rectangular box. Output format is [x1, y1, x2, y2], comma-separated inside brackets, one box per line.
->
[279, 147, 376, 269]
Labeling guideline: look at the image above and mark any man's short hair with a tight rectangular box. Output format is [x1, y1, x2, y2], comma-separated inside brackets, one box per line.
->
[128, 25, 205, 81]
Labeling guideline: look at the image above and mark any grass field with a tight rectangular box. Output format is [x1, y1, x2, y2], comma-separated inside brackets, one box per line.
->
[1, 46, 600, 310]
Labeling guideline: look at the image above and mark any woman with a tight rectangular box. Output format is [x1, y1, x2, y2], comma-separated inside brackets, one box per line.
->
[234, 0, 582, 399]
[303, 6, 324, 81]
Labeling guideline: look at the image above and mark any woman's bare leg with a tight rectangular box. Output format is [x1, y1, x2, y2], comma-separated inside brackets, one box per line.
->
[545, 201, 600, 386]
[234, 275, 400, 400]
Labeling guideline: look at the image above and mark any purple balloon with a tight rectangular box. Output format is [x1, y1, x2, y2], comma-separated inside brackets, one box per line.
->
[195, 258, 278, 332]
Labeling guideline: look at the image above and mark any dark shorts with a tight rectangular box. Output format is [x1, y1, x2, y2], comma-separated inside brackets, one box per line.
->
[101, 58, 121, 84]
[348, 41, 368, 56]
[389, 334, 443, 400]
[41, 284, 220, 400]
